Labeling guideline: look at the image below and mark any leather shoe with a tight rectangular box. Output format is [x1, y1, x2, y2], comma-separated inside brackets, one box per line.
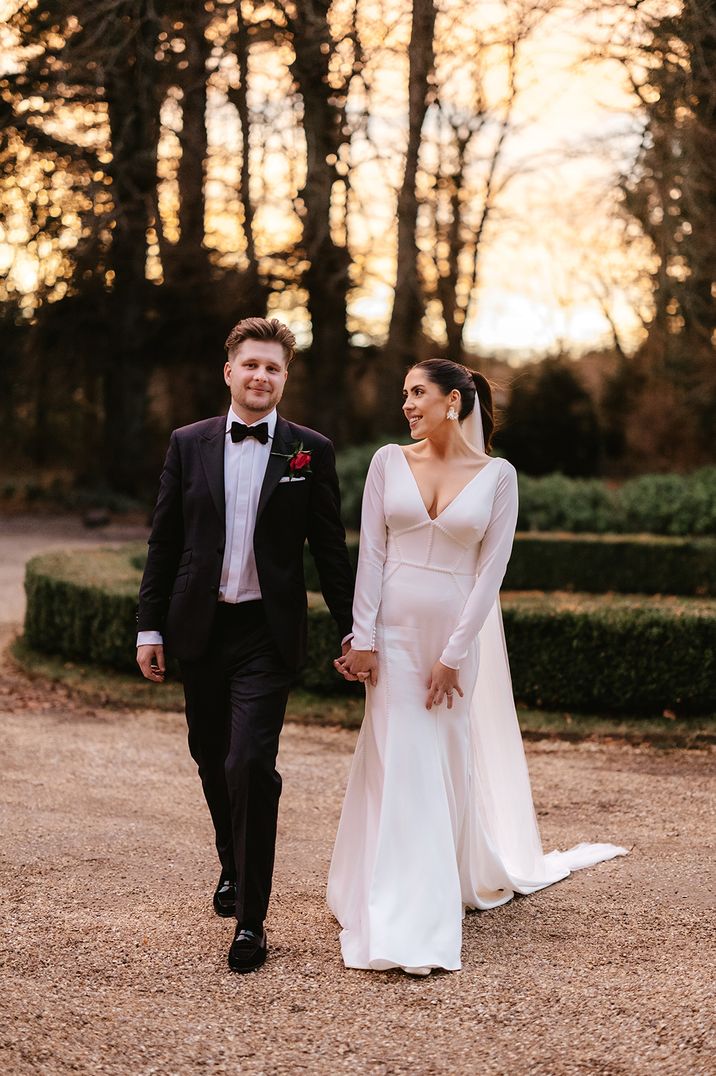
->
[228, 925, 267, 973]
[213, 876, 236, 918]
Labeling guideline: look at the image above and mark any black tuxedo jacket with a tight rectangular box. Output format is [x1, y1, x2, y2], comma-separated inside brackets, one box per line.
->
[137, 413, 355, 669]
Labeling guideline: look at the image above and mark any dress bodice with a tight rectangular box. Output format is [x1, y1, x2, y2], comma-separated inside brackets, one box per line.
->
[351, 443, 519, 668]
[383, 444, 503, 577]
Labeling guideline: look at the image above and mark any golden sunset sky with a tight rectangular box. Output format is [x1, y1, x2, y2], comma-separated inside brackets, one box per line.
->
[0, 0, 661, 358]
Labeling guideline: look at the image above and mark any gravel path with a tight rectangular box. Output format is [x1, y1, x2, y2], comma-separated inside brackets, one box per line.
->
[1, 699, 714, 1075]
[1, 516, 714, 1074]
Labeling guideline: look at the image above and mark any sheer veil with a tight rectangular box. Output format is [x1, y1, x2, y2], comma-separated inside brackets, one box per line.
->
[460, 399, 626, 891]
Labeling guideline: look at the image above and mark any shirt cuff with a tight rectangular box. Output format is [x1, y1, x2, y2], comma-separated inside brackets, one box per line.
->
[137, 631, 164, 647]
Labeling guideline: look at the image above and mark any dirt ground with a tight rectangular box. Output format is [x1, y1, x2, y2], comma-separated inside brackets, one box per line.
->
[1, 515, 714, 1075]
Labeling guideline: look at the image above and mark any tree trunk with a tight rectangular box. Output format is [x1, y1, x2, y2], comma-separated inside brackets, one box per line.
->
[289, 2, 352, 442]
[103, 2, 160, 494]
[228, 9, 269, 315]
[171, 3, 211, 286]
[383, 0, 436, 414]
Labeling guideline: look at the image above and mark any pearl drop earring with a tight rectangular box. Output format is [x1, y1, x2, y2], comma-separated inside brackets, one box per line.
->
[446, 406, 458, 421]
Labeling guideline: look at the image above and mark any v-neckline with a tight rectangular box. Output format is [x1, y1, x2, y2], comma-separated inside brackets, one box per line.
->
[396, 445, 499, 523]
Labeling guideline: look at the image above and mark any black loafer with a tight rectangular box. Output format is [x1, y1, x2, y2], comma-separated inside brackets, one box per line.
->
[228, 926, 267, 973]
[213, 876, 236, 918]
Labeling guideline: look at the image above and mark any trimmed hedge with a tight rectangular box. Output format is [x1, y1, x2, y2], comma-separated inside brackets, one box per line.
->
[24, 548, 716, 714]
[335, 444, 716, 536]
[25, 549, 141, 674]
[304, 534, 716, 597]
[504, 533, 716, 596]
[502, 592, 715, 715]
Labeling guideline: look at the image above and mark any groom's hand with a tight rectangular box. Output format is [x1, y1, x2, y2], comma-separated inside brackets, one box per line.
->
[333, 640, 357, 681]
[335, 648, 378, 686]
[137, 644, 166, 683]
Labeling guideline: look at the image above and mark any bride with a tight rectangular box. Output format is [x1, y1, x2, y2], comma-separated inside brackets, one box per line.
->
[329, 358, 626, 975]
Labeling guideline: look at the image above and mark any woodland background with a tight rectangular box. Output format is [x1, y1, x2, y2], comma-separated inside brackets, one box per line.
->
[0, 0, 714, 500]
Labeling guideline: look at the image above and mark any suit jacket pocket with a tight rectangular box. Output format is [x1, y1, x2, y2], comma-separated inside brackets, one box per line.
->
[171, 574, 189, 595]
[178, 549, 192, 568]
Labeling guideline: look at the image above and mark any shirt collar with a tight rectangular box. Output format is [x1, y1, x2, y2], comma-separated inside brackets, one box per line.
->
[226, 406, 277, 440]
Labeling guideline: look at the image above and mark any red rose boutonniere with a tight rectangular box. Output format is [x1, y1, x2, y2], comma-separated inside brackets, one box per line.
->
[273, 441, 312, 477]
[290, 448, 312, 475]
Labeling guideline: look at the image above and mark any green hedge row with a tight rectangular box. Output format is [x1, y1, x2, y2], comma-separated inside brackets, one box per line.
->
[24, 550, 142, 674]
[304, 534, 716, 597]
[24, 549, 716, 715]
[305, 593, 715, 715]
[335, 444, 716, 536]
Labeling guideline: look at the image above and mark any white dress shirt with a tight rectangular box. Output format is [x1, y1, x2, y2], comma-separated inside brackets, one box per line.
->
[137, 407, 276, 647]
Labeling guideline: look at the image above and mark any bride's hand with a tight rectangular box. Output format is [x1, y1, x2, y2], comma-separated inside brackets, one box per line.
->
[334, 648, 379, 686]
[426, 661, 463, 710]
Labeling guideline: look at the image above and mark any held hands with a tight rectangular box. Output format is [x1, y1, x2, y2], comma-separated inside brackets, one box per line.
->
[334, 645, 379, 687]
[426, 660, 463, 710]
[137, 644, 166, 683]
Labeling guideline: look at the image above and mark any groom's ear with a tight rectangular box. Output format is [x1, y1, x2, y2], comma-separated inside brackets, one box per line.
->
[223, 360, 232, 387]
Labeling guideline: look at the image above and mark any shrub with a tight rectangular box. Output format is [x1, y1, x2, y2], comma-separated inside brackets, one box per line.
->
[504, 534, 716, 596]
[24, 550, 141, 674]
[518, 467, 716, 535]
[335, 439, 399, 530]
[23, 549, 716, 715]
[618, 468, 716, 536]
[516, 474, 619, 533]
[503, 592, 715, 715]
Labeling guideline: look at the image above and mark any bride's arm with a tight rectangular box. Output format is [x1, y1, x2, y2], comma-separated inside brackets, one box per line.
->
[350, 446, 388, 651]
[439, 460, 518, 670]
[337, 448, 387, 682]
[333, 445, 385, 680]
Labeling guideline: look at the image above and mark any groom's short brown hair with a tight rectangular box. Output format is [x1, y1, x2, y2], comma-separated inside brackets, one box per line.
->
[224, 317, 297, 365]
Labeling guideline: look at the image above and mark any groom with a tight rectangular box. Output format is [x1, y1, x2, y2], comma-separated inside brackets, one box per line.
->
[136, 317, 354, 972]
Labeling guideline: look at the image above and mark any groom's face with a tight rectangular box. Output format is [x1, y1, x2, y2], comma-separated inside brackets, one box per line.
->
[224, 339, 289, 419]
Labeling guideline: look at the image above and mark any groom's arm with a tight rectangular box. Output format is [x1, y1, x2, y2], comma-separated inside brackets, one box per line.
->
[306, 439, 355, 640]
[137, 431, 185, 638]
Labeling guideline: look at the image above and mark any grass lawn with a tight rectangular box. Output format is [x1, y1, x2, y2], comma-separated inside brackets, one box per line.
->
[10, 636, 715, 748]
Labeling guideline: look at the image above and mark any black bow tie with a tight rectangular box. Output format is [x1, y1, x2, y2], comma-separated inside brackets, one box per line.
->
[230, 422, 269, 445]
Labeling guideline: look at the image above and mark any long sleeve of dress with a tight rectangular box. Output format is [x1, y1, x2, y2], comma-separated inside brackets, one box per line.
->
[350, 447, 389, 651]
[439, 460, 518, 669]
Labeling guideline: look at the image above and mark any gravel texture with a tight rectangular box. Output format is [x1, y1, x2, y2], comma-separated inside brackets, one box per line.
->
[1, 695, 714, 1075]
[1, 515, 714, 1074]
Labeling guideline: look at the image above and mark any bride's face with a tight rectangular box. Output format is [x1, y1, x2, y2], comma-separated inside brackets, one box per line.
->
[402, 370, 459, 439]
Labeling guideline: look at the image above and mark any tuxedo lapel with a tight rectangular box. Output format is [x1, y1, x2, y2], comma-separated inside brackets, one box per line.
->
[257, 414, 293, 520]
[199, 415, 227, 526]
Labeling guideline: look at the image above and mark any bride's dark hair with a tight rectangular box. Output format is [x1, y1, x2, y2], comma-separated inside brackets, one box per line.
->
[410, 359, 495, 452]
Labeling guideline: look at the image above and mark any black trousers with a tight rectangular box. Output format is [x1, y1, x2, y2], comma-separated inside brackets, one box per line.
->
[180, 601, 294, 926]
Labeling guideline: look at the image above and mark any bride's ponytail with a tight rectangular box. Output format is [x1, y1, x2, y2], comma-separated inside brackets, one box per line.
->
[468, 370, 495, 453]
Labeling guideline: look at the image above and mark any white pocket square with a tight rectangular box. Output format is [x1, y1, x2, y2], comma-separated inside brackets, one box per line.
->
[279, 475, 306, 483]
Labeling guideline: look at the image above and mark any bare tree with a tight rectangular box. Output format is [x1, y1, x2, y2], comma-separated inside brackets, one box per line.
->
[422, 0, 557, 362]
[383, 0, 437, 405]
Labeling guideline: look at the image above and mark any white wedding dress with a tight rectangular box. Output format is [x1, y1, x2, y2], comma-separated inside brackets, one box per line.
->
[327, 437, 627, 974]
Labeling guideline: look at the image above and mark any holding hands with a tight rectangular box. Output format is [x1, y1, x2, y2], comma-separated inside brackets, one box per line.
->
[334, 646, 379, 686]
[334, 648, 462, 710]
